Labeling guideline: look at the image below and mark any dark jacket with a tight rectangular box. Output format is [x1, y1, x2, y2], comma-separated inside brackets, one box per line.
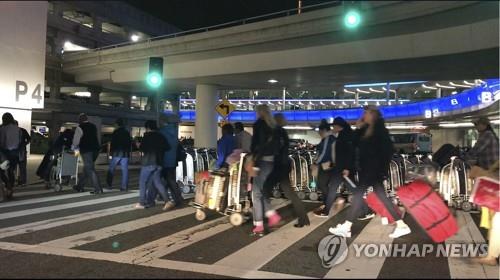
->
[315, 134, 335, 164]
[110, 126, 132, 157]
[265, 126, 291, 189]
[354, 120, 394, 186]
[53, 129, 74, 154]
[159, 123, 178, 168]
[140, 131, 170, 166]
[334, 129, 355, 173]
[79, 122, 100, 153]
[251, 119, 276, 160]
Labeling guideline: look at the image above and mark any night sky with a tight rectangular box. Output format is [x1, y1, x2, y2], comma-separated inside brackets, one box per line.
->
[126, 0, 331, 30]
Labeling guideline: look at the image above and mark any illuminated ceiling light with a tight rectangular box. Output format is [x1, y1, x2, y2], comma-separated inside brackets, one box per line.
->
[345, 81, 426, 88]
[356, 88, 370, 94]
[74, 91, 91, 97]
[268, 79, 278, 84]
[331, 101, 336, 105]
[422, 84, 438, 90]
[343, 88, 355, 94]
[400, 101, 404, 104]
[363, 101, 368, 105]
[388, 101, 392, 105]
[435, 83, 455, 89]
[132, 95, 137, 100]
[130, 34, 140, 42]
[376, 101, 380, 106]
[387, 124, 428, 130]
[258, 101, 262, 105]
[64, 41, 72, 48]
[463, 80, 476, 86]
[278, 101, 282, 105]
[342, 101, 346, 105]
[320, 101, 325, 105]
[439, 122, 474, 128]
[477, 79, 485, 84]
[449, 82, 471, 88]
[283, 126, 314, 130]
[248, 101, 254, 105]
[309, 101, 313, 105]
[268, 101, 273, 105]
[369, 88, 384, 93]
[451, 91, 457, 95]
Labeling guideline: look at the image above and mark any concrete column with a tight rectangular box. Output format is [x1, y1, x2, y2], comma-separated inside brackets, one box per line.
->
[47, 113, 63, 144]
[436, 88, 442, 98]
[354, 92, 359, 106]
[93, 15, 102, 33]
[50, 70, 61, 100]
[194, 84, 218, 148]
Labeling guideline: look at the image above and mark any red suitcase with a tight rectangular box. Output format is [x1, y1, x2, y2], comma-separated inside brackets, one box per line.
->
[365, 191, 401, 224]
[470, 177, 500, 212]
[397, 180, 458, 243]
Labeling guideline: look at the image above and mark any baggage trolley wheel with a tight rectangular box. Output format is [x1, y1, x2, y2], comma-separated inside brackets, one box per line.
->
[272, 189, 282, 199]
[54, 184, 63, 192]
[182, 185, 191, 194]
[229, 213, 244, 226]
[195, 209, 207, 221]
[309, 192, 319, 201]
[461, 201, 472, 212]
[297, 191, 306, 200]
[347, 194, 353, 203]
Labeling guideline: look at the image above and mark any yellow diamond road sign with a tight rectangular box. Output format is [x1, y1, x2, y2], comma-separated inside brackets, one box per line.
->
[215, 100, 236, 118]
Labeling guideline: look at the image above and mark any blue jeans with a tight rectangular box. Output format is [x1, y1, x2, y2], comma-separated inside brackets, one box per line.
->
[77, 152, 101, 192]
[107, 157, 129, 190]
[252, 161, 274, 223]
[139, 165, 169, 207]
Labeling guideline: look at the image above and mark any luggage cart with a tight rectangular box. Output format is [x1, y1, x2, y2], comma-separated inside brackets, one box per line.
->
[48, 150, 79, 192]
[439, 157, 474, 211]
[193, 153, 250, 226]
[177, 153, 196, 194]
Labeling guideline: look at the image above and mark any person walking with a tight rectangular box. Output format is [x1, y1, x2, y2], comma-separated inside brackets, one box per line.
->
[106, 118, 132, 191]
[329, 106, 411, 239]
[216, 123, 236, 169]
[466, 116, 499, 170]
[312, 119, 336, 217]
[0, 113, 21, 200]
[234, 122, 252, 152]
[269, 113, 310, 228]
[136, 120, 174, 210]
[317, 117, 356, 217]
[249, 104, 282, 235]
[157, 113, 184, 208]
[72, 114, 102, 194]
[15, 120, 30, 186]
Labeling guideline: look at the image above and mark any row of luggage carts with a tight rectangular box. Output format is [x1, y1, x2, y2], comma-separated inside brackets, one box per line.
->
[175, 148, 217, 194]
[384, 152, 475, 212]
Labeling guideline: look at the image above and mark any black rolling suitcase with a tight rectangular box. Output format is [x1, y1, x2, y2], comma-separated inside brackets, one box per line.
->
[433, 144, 459, 168]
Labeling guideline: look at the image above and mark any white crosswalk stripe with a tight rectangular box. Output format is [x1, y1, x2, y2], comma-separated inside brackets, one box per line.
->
[0, 192, 138, 220]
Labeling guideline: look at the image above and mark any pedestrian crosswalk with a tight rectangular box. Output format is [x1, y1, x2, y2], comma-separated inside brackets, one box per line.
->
[0, 184, 496, 279]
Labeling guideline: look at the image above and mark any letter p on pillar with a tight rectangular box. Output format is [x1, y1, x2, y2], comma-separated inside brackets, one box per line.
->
[16, 80, 27, 101]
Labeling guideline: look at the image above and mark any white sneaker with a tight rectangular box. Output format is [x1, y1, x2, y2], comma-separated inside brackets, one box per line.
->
[389, 226, 411, 239]
[381, 217, 389, 225]
[134, 203, 145, 209]
[328, 223, 352, 238]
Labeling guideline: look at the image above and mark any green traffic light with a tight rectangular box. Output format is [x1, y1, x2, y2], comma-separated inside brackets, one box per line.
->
[147, 72, 162, 88]
[344, 10, 361, 29]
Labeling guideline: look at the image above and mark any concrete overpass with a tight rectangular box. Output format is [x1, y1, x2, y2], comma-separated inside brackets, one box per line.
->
[61, 0, 499, 147]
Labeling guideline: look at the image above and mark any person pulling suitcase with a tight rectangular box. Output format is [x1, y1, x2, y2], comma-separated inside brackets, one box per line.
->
[329, 106, 411, 239]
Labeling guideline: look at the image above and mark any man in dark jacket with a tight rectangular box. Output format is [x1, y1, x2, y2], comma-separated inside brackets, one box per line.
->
[136, 120, 174, 210]
[72, 113, 102, 194]
[106, 118, 132, 191]
[14, 120, 31, 186]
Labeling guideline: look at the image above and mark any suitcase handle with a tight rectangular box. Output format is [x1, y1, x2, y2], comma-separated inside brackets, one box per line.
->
[344, 176, 357, 189]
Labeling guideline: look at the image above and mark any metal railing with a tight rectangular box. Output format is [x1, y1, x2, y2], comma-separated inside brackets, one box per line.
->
[84, 0, 341, 53]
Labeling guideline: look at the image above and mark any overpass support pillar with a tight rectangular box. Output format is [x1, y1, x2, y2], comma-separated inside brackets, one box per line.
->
[194, 84, 218, 149]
